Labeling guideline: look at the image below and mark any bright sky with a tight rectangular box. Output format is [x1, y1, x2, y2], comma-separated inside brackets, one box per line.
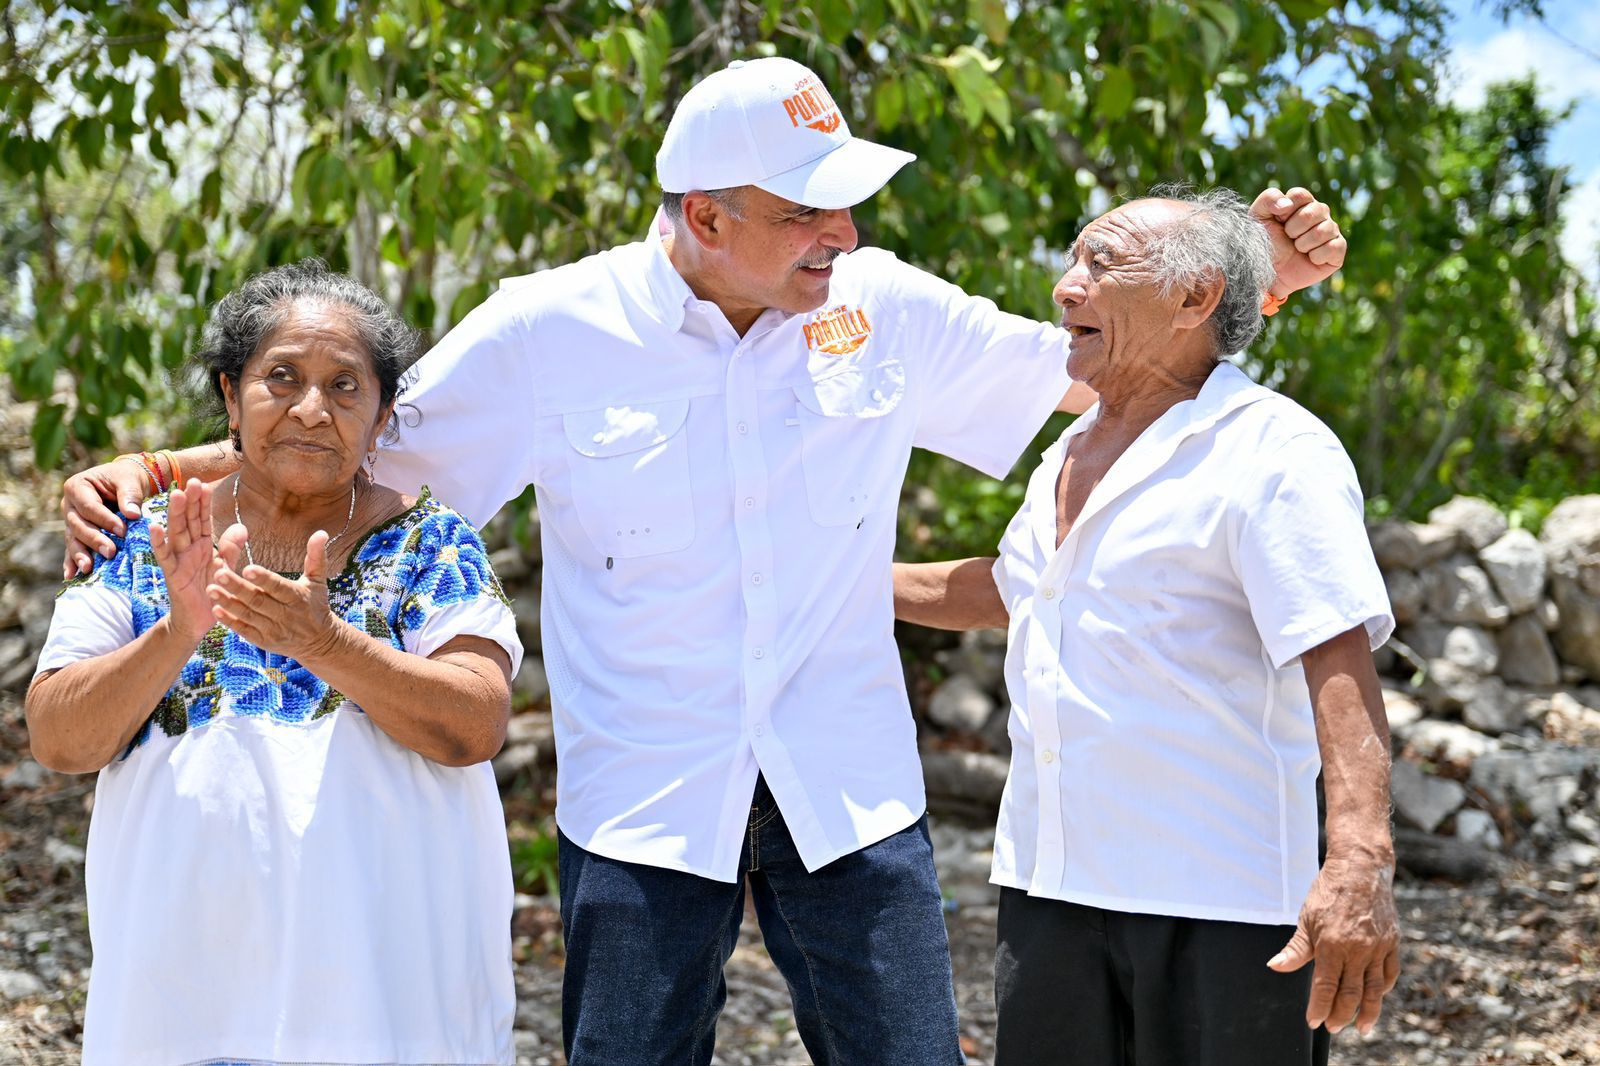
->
[1442, 0, 1600, 279]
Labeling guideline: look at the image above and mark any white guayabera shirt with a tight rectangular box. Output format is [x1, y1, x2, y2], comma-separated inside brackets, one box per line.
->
[991, 362, 1394, 924]
[375, 232, 1074, 881]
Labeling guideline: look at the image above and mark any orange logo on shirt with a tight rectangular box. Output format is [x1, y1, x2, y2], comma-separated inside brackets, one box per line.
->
[803, 305, 873, 357]
[782, 76, 843, 135]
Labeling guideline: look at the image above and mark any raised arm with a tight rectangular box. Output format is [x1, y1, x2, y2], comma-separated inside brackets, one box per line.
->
[1268, 625, 1399, 1036]
[893, 557, 1008, 631]
[61, 443, 239, 578]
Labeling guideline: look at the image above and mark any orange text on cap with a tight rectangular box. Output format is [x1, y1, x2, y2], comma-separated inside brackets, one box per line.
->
[782, 76, 843, 135]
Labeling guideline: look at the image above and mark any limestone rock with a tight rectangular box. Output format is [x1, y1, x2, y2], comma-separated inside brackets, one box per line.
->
[1540, 495, 1600, 564]
[1470, 748, 1595, 827]
[1368, 520, 1422, 571]
[1454, 808, 1503, 850]
[1496, 615, 1562, 688]
[934, 628, 1007, 693]
[1411, 522, 1463, 567]
[1551, 842, 1600, 869]
[1403, 622, 1498, 675]
[922, 750, 1009, 820]
[1382, 688, 1425, 731]
[1423, 557, 1510, 626]
[927, 673, 997, 734]
[1550, 575, 1600, 679]
[1405, 720, 1499, 769]
[0, 969, 44, 1001]
[1418, 659, 1483, 715]
[1479, 529, 1546, 614]
[1390, 759, 1466, 833]
[1428, 496, 1508, 551]
[1544, 692, 1600, 747]
[1461, 678, 1529, 735]
[4, 528, 63, 581]
[1384, 570, 1426, 626]
[1538, 599, 1561, 631]
[513, 656, 549, 705]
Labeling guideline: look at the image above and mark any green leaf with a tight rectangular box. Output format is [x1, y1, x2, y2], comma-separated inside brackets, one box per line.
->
[970, 0, 1010, 43]
[875, 78, 906, 132]
[1097, 64, 1134, 121]
[939, 46, 1011, 134]
[34, 403, 68, 469]
[199, 169, 222, 219]
[1200, 1, 1241, 43]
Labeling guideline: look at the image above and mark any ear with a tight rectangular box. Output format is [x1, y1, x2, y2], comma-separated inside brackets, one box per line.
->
[1171, 269, 1225, 333]
[680, 191, 734, 250]
[371, 401, 396, 449]
[219, 373, 240, 427]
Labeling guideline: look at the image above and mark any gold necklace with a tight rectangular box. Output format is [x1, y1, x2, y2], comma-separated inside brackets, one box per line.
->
[231, 473, 357, 570]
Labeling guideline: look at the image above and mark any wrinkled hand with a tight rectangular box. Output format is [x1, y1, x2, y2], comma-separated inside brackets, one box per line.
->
[1250, 186, 1347, 297]
[207, 526, 341, 660]
[1268, 851, 1400, 1036]
[61, 459, 154, 579]
[149, 480, 218, 643]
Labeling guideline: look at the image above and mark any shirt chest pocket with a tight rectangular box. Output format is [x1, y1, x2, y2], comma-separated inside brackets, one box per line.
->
[791, 359, 910, 527]
[561, 400, 695, 558]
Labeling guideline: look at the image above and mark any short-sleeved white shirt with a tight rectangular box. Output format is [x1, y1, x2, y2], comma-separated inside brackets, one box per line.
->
[374, 234, 1074, 881]
[991, 361, 1393, 924]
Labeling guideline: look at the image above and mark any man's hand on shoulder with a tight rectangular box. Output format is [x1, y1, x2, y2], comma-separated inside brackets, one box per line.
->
[61, 460, 152, 578]
[1251, 186, 1347, 298]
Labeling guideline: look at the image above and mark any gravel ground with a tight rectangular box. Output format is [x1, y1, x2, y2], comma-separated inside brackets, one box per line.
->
[5, 690, 1599, 1066]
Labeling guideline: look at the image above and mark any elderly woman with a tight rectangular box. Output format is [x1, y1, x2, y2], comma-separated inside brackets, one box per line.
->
[26, 260, 521, 1065]
[896, 189, 1397, 1066]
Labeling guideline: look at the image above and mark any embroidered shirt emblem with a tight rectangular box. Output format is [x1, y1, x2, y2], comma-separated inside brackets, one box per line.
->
[782, 75, 843, 135]
[803, 305, 873, 357]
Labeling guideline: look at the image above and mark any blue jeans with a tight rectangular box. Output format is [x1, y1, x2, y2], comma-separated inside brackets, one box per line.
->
[557, 776, 964, 1065]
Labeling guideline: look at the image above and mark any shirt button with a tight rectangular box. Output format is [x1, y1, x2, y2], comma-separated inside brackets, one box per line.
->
[871, 389, 885, 403]
[744, 497, 755, 509]
[1041, 750, 1055, 764]
[1042, 587, 1056, 600]
[751, 572, 763, 585]
[753, 648, 765, 660]
[591, 432, 606, 444]
[736, 421, 748, 435]
[754, 724, 765, 737]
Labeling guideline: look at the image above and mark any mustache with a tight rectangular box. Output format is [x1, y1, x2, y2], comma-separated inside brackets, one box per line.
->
[797, 248, 841, 270]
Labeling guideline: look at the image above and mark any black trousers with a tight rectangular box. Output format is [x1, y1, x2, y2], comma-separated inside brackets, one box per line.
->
[995, 888, 1331, 1066]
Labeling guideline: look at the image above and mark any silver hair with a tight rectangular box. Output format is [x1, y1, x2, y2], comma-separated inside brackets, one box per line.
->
[1140, 185, 1276, 357]
[659, 187, 747, 226]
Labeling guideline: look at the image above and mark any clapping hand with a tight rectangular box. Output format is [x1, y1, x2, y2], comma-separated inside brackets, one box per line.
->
[149, 480, 217, 643]
[207, 527, 342, 661]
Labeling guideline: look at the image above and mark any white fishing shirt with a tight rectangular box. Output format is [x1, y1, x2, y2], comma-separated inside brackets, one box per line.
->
[375, 234, 1074, 880]
[990, 362, 1394, 924]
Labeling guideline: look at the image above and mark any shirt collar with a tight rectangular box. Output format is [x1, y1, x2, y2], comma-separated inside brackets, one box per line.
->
[1057, 359, 1271, 450]
[639, 228, 695, 333]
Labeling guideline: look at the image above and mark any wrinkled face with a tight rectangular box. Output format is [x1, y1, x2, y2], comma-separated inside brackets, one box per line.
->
[221, 302, 393, 495]
[1052, 201, 1189, 387]
[700, 186, 860, 320]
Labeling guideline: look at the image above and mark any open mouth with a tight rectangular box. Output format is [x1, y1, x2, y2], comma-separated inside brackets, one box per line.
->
[798, 264, 833, 279]
[1066, 325, 1101, 338]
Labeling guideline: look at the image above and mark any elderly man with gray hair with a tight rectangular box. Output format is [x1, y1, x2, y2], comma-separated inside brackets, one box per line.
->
[895, 188, 1398, 1066]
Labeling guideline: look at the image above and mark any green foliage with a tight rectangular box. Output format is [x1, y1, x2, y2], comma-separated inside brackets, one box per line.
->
[1, 0, 1597, 556]
[509, 821, 560, 897]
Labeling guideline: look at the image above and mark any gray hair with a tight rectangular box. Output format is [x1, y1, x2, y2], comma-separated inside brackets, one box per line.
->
[192, 258, 419, 448]
[660, 187, 748, 227]
[1140, 185, 1276, 357]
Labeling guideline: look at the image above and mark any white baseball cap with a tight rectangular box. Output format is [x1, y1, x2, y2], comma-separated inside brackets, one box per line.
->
[656, 57, 916, 211]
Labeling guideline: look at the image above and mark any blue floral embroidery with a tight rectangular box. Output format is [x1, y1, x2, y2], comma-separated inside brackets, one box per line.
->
[66, 487, 510, 755]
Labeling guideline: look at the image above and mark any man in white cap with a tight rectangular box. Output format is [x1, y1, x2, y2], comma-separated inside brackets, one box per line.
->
[60, 57, 1347, 1064]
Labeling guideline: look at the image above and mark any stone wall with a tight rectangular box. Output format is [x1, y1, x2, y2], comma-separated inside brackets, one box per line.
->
[5, 489, 1600, 875]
